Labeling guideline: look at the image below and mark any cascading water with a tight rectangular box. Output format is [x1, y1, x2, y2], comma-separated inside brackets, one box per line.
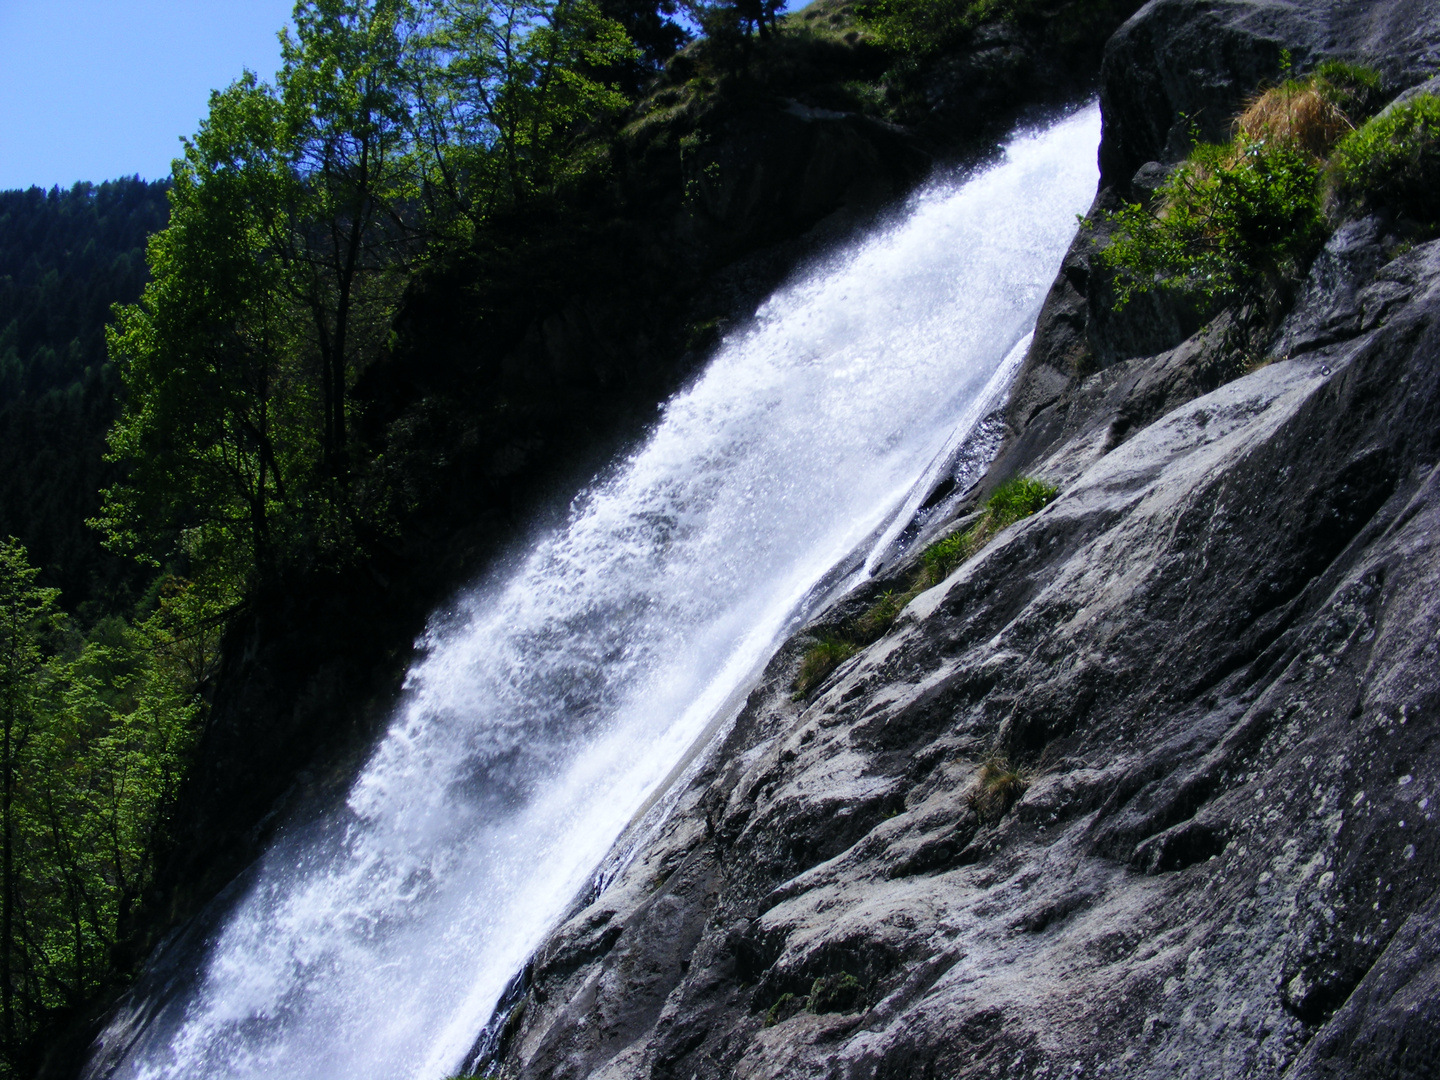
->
[94, 103, 1099, 1080]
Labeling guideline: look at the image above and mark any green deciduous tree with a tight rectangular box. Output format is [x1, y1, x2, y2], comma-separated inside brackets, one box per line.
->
[282, 0, 419, 472]
[409, 0, 638, 223]
[0, 538, 58, 1061]
[0, 541, 205, 1073]
[100, 74, 316, 587]
[100, 0, 641, 591]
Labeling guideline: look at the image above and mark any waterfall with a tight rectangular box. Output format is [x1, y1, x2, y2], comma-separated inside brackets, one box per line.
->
[92, 102, 1100, 1080]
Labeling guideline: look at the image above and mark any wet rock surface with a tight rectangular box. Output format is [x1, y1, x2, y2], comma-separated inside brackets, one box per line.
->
[487, 194, 1440, 1080]
[481, 5, 1440, 1077]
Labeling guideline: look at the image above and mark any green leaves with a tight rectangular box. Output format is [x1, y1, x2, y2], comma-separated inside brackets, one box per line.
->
[99, 76, 315, 587]
[98, 0, 645, 595]
[0, 541, 210, 1064]
[856, 0, 979, 56]
[1101, 137, 1326, 306]
[1330, 93, 1440, 230]
[411, 0, 638, 217]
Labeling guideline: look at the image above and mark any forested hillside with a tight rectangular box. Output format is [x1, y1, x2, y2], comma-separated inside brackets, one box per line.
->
[0, 180, 168, 615]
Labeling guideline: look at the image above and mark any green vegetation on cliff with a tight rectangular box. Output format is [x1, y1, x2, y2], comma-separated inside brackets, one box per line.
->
[101, 0, 642, 595]
[857, 0, 1137, 60]
[793, 476, 1057, 697]
[1330, 92, 1440, 228]
[1100, 63, 1440, 309]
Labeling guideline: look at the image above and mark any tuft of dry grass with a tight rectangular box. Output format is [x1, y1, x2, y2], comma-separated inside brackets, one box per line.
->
[967, 756, 1029, 822]
[1235, 83, 1353, 161]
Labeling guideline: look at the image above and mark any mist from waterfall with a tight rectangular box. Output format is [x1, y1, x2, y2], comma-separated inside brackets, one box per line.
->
[94, 102, 1100, 1080]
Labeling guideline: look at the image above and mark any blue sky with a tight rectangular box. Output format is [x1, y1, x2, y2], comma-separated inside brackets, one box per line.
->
[0, 0, 295, 191]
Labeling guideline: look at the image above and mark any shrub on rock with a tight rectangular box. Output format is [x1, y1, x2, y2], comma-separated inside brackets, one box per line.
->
[1330, 93, 1440, 230]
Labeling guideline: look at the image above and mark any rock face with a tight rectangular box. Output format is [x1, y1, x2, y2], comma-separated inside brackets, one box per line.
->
[1098, 0, 1440, 185]
[479, 4, 1440, 1078]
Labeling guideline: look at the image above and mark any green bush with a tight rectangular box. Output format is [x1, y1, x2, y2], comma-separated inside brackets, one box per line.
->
[856, 0, 1129, 57]
[855, 0, 977, 55]
[1099, 66, 1390, 307]
[922, 475, 1058, 580]
[1330, 93, 1440, 228]
[1101, 136, 1326, 305]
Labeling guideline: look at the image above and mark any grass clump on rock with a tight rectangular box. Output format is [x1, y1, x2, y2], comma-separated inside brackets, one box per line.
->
[967, 756, 1029, 822]
[923, 475, 1059, 580]
[792, 632, 858, 697]
[791, 477, 1056, 697]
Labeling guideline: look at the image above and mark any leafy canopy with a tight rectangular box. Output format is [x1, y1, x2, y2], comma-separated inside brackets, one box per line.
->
[0, 539, 209, 1070]
[99, 0, 640, 593]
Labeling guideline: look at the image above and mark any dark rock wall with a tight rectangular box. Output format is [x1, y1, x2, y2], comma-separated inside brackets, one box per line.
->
[480, 3, 1440, 1078]
[1099, 0, 1440, 186]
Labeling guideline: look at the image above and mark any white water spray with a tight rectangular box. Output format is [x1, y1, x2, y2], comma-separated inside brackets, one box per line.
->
[95, 103, 1099, 1080]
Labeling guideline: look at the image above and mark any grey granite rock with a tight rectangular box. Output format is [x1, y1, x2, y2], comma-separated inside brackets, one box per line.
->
[476, 171, 1440, 1080]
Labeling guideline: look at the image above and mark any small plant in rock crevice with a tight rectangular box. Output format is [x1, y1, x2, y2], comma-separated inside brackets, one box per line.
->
[967, 756, 1029, 822]
[790, 477, 1056, 698]
[921, 474, 1059, 585]
[809, 971, 863, 1012]
[763, 991, 803, 1026]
